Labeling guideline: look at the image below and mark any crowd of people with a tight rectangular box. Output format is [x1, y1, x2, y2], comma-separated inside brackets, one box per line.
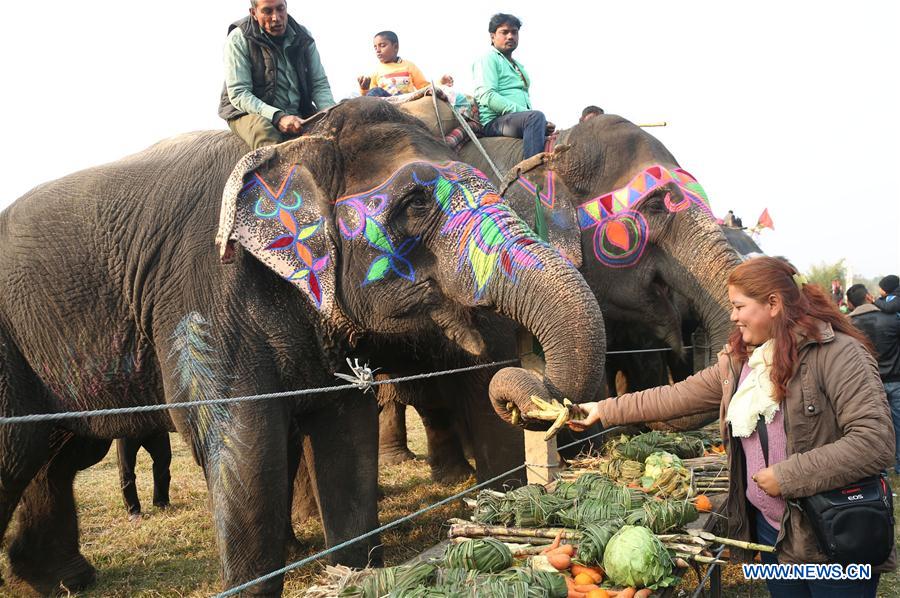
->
[115, 2, 899, 596]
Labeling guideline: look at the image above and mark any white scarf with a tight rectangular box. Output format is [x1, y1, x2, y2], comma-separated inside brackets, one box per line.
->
[725, 340, 780, 438]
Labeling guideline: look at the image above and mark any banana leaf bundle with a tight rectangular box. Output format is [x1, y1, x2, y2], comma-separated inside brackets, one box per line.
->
[443, 538, 513, 573]
[514, 493, 573, 527]
[575, 519, 624, 566]
[607, 431, 705, 462]
[473, 490, 505, 525]
[556, 499, 627, 528]
[625, 498, 699, 533]
[596, 457, 644, 483]
[339, 562, 437, 598]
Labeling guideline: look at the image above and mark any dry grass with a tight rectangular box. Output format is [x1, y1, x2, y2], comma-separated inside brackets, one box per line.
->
[0, 411, 469, 597]
[1, 420, 897, 597]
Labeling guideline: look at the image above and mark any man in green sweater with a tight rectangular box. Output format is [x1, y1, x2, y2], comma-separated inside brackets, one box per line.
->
[472, 13, 554, 161]
[219, 0, 336, 149]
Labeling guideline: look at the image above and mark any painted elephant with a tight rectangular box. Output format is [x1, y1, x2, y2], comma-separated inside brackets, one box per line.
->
[387, 97, 741, 452]
[0, 98, 606, 595]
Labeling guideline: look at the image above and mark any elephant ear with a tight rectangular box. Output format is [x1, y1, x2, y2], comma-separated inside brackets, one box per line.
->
[217, 145, 337, 316]
[499, 153, 583, 268]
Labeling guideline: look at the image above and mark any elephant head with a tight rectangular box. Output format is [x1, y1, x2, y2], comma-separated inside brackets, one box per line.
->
[425, 112, 740, 372]
[216, 98, 606, 424]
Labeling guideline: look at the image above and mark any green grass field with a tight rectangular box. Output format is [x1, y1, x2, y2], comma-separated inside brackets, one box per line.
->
[0, 417, 897, 596]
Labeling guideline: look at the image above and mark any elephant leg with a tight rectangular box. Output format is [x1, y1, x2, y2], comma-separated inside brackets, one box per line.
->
[302, 395, 381, 567]
[144, 432, 171, 508]
[454, 370, 526, 488]
[377, 395, 416, 465]
[413, 399, 474, 484]
[116, 437, 143, 516]
[8, 431, 111, 595]
[0, 333, 56, 588]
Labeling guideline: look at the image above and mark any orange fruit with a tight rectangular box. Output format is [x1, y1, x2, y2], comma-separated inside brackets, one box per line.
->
[574, 572, 595, 585]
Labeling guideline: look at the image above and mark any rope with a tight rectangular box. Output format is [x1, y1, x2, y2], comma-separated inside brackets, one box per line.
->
[444, 99, 505, 182]
[215, 425, 621, 597]
[0, 359, 518, 425]
[607, 345, 693, 356]
[0, 345, 693, 425]
[429, 82, 447, 142]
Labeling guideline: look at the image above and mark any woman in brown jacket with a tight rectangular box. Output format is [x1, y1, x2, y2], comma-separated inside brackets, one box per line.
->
[571, 257, 895, 597]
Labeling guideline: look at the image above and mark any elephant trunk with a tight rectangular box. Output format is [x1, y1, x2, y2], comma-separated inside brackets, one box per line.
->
[486, 246, 606, 426]
[659, 211, 738, 352]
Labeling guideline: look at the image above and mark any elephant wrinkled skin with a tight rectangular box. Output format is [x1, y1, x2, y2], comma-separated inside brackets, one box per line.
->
[0, 99, 605, 595]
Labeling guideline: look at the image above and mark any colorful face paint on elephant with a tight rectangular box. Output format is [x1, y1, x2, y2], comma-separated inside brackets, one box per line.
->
[240, 166, 331, 309]
[335, 161, 544, 298]
[576, 165, 712, 268]
[335, 187, 419, 286]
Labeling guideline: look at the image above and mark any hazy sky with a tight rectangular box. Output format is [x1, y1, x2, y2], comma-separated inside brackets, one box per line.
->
[2, 1, 897, 277]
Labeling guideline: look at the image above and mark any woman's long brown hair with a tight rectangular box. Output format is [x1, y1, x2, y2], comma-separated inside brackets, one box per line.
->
[727, 257, 874, 402]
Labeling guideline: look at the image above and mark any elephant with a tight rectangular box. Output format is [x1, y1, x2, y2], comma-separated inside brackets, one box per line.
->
[376, 98, 743, 463]
[0, 98, 606, 595]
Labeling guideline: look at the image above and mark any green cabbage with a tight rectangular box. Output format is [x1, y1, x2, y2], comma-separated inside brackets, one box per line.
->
[602, 525, 677, 589]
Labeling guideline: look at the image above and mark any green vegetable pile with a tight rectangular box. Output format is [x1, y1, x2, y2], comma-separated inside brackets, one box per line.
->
[607, 430, 706, 461]
[603, 525, 678, 590]
[341, 564, 568, 598]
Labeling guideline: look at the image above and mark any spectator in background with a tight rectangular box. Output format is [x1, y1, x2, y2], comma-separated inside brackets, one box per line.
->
[830, 277, 844, 308]
[117, 432, 172, 522]
[876, 275, 900, 314]
[357, 31, 452, 97]
[847, 283, 900, 473]
[579, 105, 604, 123]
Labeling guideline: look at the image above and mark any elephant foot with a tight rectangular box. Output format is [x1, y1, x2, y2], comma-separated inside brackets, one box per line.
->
[8, 550, 96, 596]
[430, 459, 475, 485]
[379, 447, 417, 466]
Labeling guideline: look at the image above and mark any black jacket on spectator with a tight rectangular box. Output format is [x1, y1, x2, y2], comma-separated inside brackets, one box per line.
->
[875, 294, 900, 315]
[849, 303, 900, 382]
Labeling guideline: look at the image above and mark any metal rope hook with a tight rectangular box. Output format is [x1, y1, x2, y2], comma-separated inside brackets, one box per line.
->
[333, 358, 378, 393]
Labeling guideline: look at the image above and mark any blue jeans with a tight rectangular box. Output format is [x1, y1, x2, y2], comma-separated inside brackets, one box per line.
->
[483, 110, 547, 161]
[885, 381, 900, 473]
[366, 87, 391, 97]
[754, 510, 880, 597]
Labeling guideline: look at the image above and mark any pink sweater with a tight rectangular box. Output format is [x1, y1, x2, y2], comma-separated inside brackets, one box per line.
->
[737, 365, 788, 530]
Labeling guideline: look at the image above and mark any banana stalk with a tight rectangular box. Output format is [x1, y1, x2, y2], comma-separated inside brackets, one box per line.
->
[524, 396, 581, 440]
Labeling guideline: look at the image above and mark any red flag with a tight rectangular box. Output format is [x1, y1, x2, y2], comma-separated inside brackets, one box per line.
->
[757, 208, 774, 230]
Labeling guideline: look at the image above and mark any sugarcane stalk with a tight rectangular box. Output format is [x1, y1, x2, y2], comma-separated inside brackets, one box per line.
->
[448, 522, 579, 540]
[657, 534, 709, 546]
[686, 531, 775, 553]
[663, 542, 704, 555]
[673, 552, 727, 565]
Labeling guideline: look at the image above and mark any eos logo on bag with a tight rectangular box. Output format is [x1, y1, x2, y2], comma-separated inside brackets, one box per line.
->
[846, 494, 865, 501]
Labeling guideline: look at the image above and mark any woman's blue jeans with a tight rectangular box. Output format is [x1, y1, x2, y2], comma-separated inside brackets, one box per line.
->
[754, 510, 880, 597]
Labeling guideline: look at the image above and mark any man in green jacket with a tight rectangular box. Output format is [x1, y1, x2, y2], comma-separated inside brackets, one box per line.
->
[472, 14, 553, 161]
[219, 0, 336, 149]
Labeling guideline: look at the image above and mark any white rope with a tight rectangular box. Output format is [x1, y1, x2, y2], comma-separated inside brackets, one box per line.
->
[0, 346, 693, 425]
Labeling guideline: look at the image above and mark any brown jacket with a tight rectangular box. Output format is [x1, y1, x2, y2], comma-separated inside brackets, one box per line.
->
[596, 322, 896, 570]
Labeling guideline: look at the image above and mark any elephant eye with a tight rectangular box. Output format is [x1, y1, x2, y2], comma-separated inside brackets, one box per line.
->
[404, 191, 432, 213]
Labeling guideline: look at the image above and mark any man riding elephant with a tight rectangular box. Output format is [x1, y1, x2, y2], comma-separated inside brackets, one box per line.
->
[0, 98, 606, 594]
[473, 13, 554, 161]
[220, 0, 336, 149]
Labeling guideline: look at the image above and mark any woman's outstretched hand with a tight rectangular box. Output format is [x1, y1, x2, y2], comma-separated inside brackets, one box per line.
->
[567, 402, 602, 432]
